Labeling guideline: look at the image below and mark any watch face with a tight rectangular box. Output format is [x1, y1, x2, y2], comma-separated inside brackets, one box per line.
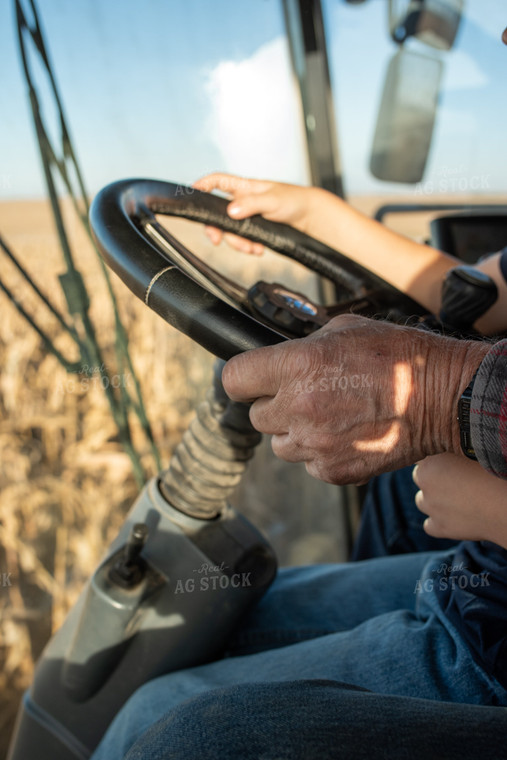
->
[453, 265, 496, 288]
[441, 267, 498, 331]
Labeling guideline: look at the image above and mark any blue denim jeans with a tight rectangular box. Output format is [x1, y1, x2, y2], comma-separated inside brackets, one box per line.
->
[91, 469, 507, 759]
[117, 681, 507, 760]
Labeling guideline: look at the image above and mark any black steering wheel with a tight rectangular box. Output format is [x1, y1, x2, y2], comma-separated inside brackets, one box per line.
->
[89, 179, 426, 360]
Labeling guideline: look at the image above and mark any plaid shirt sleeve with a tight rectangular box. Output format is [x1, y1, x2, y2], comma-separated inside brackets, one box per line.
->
[470, 339, 507, 478]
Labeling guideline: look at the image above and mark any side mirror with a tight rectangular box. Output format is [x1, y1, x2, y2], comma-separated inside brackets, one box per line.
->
[369, 49, 442, 184]
[389, 0, 464, 51]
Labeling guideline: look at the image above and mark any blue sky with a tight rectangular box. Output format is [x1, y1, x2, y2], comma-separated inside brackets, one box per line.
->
[0, 0, 289, 198]
[1, 0, 507, 200]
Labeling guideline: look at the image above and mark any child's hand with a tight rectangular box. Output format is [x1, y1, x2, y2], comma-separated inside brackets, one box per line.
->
[413, 453, 507, 547]
[192, 173, 317, 255]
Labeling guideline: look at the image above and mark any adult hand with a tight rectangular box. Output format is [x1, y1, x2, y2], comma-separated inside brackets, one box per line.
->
[192, 173, 317, 255]
[413, 453, 507, 547]
[222, 315, 489, 485]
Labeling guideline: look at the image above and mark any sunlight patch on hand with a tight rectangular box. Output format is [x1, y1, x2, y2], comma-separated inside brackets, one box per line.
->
[354, 361, 412, 453]
[393, 361, 413, 416]
[354, 420, 401, 453]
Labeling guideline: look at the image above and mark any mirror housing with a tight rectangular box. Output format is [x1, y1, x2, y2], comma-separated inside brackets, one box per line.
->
[389, 0, 464, 50]
[370, 49, 442, 184]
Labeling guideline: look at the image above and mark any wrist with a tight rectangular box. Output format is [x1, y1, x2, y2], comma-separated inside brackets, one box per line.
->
[299, 188, 346, 240]
[421, 336, 490, 458]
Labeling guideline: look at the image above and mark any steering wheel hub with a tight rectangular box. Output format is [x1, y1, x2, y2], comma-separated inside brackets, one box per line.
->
[248, 281, 328, 337]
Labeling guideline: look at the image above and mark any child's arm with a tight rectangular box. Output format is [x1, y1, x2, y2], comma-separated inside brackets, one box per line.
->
[193, 173, 458, 315]
[194, 173, 507, 334]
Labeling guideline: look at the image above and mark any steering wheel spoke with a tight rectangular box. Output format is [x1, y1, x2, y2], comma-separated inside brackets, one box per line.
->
[141, 215, 249, 312]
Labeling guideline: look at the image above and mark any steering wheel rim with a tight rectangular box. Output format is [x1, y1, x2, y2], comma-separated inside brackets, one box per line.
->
[89, 178, 426, 359]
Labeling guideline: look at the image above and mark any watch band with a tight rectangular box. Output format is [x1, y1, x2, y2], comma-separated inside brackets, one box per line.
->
[457, 371, 479, 460]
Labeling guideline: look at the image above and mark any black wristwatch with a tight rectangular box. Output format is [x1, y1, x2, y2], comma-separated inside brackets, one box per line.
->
[457, 371, 479, 460]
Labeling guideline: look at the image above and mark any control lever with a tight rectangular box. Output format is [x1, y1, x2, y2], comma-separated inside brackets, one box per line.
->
[109, 523, 149, 588]
[62, 522, 163, 702]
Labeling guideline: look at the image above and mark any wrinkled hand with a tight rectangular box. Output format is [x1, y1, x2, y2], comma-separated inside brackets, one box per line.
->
[413, 453, 507, 547]
[222, 314, 488, 485]
[193, 173, 316, 255]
